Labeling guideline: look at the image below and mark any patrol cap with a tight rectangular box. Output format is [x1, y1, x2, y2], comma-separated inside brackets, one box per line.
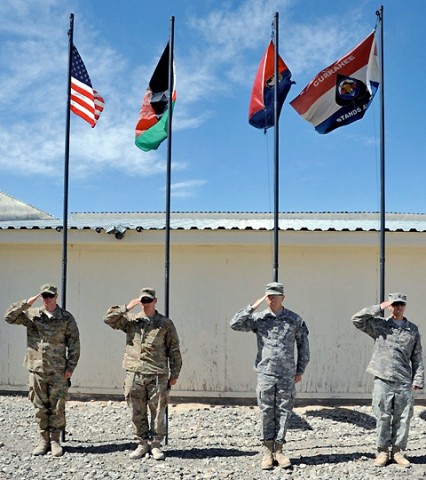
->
[139, 287, 156, 300]
[40, 284, 57, 295]
[265, 282, 284, 296]
[388, 292, 407, 304]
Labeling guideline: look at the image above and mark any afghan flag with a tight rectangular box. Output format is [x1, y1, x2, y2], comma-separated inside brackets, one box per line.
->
[135, 42, 176, 152]
[248, 40, 294, 130]
[290, 31, 380, 134]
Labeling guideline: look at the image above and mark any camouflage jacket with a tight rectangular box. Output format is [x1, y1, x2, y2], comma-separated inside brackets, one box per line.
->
[4, 300, 80, 375]
[352, 304, 424, 388]
[104, 305, 182, 378]
[230, 305, 310, 378]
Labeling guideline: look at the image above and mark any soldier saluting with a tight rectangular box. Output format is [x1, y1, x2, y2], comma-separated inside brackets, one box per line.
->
[104, 287, 182, 461]
[4, 283, 80, 457]
[352, 292, 424, 467]
[230, 282, 310, 470]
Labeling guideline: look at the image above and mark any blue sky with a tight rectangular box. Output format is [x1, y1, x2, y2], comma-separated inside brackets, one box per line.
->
[1, 0, 425, 218]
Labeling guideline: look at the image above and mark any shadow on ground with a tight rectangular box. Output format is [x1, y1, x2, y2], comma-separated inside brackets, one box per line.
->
[166, 447, 257, 459]
[304, 407, 376, 430]
[409, 454, 426, 464]
[64, 442, 135, 454]
[291, 451, 374, 466]
[288, 412, 313, 430]
[64, 443, 257, 459]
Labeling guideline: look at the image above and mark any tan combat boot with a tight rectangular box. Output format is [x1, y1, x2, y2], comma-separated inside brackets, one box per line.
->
[33, 431, 50, 456]
[151, 440, 165, 461]
[274, 441, 291, 468]
[261, 440, 274, 470]
[129, 439, 149, 459]
[374, 447, 388, 467]
[392, 447, 411, 467]
[50, 431, 63, 457]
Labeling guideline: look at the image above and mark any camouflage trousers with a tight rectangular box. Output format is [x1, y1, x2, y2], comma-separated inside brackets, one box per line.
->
[28, 371, 69, 432]
[256, 373, 295, 443]
[124, 372, 169, 442]
[372, 377, 414, 450]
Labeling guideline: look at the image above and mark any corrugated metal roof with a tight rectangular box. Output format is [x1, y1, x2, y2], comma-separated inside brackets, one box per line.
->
[0, 191, 56, 221]
[1, 211, 426, 232]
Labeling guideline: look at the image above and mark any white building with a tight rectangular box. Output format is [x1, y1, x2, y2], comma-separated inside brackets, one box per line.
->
[1, 191, 425, 401]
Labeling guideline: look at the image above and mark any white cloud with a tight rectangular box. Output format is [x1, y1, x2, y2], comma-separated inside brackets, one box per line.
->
[285, 17, 369, 76]
[0, 0, 375, 186]
[170, 179, 207, 198]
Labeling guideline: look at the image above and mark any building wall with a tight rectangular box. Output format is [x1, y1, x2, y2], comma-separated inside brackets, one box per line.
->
[0, 228, 425, 400]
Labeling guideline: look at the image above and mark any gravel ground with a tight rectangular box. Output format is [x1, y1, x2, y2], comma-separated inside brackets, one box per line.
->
[0, 394, 425, 480]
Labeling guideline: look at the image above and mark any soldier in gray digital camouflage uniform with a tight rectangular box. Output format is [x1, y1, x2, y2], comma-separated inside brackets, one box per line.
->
[352, 292, 424, 467]
[230, 282, 310, 470]
[4, 283, 80, 457]
[104, 287, 182, 461]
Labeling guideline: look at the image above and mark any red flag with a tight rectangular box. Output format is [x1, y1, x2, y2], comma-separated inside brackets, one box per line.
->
[248, 41, 293, 130]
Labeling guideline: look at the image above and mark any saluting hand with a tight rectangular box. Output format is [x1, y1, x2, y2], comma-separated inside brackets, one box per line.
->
[27, 294, 41, 306]
[126, 298, 141, 311]
[252, 294, 267, 310]
[380, 300, 393, 310]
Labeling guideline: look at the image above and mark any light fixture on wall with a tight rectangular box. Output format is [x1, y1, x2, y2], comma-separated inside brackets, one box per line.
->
[106, 225, 127, 240]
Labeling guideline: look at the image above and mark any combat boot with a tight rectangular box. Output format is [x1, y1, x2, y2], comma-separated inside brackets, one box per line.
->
[129, 439, 149, 459]
[32, 431, 50, 456]
[392, 447, 411, 467]
[151, 439, 165, 460]
[261, 440, 274, 470]
[50, 431, 63, 457]
[374, 447, 388, 467]
[274, 441, 291, 468]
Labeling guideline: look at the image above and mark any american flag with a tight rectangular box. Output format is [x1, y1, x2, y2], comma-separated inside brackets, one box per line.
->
[93, 90, 105, 125]
[70, 45, 104, 127]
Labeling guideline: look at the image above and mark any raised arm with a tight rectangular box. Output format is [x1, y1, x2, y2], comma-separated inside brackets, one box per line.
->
[230, 295, 266, 332]
[4, 293, 40, 326]
[351, 303, 388, 338]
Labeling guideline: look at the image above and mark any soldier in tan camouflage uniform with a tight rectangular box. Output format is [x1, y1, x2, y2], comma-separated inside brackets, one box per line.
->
[4, 284, 80, 457]
[104, 287, 182, 460]
[230, 282, 310, 470]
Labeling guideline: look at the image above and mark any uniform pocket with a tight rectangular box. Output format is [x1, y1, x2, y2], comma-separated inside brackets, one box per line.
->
[146, 329, 164, 346]
[124, 372, 135, 399]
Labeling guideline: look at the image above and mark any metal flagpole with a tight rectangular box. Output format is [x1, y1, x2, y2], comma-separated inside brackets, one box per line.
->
[164, 15, 175, 446]
[376, 5, 385, 302]
[272, 11, 280, 282]
[60, 12, 74, 443]
[62, 13, 73, 312]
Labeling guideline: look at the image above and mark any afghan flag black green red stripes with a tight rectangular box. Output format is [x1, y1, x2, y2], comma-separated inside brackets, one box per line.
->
[135, 42, 176, 152]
